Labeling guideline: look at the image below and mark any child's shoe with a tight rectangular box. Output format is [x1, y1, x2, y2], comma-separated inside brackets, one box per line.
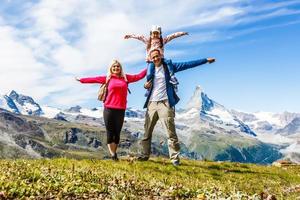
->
[169, 75, 179, 85]
[144, 89, 150, 97]
[173, 84, 178, 93]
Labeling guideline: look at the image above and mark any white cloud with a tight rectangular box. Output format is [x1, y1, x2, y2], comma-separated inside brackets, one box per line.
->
[0, 0, 298, 108]
[0, 26, 47, 97]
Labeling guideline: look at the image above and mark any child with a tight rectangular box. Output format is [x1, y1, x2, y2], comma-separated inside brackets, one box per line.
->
[124, 25, 188, 91]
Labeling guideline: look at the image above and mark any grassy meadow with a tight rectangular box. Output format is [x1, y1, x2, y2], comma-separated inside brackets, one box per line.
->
[0, 158, 299, 199]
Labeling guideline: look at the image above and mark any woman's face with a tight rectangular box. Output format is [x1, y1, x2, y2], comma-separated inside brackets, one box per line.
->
[111, 63, 121, 75]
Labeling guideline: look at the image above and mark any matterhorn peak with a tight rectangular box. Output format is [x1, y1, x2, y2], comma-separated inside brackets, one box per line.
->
[185, 85, 203, 110]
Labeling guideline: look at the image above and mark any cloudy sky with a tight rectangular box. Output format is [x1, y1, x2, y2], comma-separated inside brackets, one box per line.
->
[0, 0, 299, 112]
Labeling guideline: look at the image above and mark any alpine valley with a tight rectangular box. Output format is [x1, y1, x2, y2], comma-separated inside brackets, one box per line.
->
[1, 88, 299, 164]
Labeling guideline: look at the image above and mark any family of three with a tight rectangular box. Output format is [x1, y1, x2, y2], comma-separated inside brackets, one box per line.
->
[76, 25, 215, 166]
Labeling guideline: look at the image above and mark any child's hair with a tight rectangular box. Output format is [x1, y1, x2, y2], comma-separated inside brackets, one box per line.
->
[147, 31, 163, 51]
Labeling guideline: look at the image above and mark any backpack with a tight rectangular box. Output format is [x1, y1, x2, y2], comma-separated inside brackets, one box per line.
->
[97, 79, 110, 102]
[97, 78, 131, 102]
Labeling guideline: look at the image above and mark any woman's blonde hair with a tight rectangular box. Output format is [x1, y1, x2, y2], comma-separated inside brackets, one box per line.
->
[106, 59, 127, 83]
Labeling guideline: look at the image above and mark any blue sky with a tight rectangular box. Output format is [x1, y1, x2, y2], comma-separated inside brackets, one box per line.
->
[0, 0, 299, 113]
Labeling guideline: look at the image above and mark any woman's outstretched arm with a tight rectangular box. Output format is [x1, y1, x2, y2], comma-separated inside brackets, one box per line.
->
[126, 68, 147, 83]
[76, 76, 107, 84]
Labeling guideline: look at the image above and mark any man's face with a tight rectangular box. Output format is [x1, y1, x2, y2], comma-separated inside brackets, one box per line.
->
[150, 50, 162, 66]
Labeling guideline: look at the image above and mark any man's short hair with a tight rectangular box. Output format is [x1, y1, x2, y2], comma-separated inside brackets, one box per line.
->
[149, 48, 161, 56]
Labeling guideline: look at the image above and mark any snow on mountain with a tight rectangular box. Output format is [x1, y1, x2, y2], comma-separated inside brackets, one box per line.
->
[280, 140, 300, 163]
[42, 105, 145, 121]
[185, 85, 203, 110]
[41, 105, 104, 119]
[231, 108, 300, 163]
[185, 86, 235, 124]
[275, 117, 300, 136]
[6, 90, 43, 116]
[81, 107, 103, 118]
[232, 110, 300, 133]
[180, 85, 256, 137]
[281, 140, 300, 154]
[256, 133, 294, 145]
[253, 112, 283, 126]
[125, 108, 145, 119]
[41, 106, 62, 118]
[65, 105, 82, 113]
[0, 95, 20, 114]
[1, 87, 299, 163]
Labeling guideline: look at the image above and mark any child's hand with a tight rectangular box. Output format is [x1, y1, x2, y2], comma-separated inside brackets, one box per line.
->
[124, 35, 130, 39]
[207, 58, 215, 64]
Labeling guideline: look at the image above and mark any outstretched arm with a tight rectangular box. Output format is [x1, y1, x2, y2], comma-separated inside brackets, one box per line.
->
[173, 58, 215, 73]
[126, 68, 147, 83]
[76, 76, 107, 84]
[124, 34, 148, 44]
[164, 32, 188, 44]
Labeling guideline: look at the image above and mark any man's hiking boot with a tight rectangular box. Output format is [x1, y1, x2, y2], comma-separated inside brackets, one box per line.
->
[137, 156, 149, 161]
[172, 160, 180, 166]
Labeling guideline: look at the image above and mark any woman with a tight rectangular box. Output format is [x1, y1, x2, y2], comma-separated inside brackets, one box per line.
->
[76, 60, 146, 160]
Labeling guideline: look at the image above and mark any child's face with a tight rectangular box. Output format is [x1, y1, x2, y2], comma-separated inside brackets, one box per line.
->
[151, 31, 160, 39]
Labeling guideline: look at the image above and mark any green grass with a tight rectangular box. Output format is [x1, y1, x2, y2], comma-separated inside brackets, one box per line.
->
[0, 158, 299, 199]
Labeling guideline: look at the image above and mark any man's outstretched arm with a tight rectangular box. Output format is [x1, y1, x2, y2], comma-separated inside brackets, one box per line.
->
[173, 58, 215, 73]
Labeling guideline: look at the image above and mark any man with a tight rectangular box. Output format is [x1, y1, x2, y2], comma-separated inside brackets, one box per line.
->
[138, 48, 215, 166]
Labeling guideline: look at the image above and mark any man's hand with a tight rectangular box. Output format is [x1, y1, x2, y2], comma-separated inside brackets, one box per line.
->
[183, 32, 189, 35]
[207, 58, 215, 64]
[124, 35, 130, 39]
[144, 81, 152, 89]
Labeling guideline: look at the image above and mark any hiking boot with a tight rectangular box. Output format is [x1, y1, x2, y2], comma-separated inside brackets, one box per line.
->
[172, 160, 180, 166]
[173, 84, 178, 93]
[111, 153, 119, 161]
[137, 156, 149, 161]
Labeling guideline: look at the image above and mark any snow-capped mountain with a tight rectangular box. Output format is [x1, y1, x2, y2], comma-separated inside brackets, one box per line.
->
[0, 95, 20, 114]
[231, 109, 300, 163]
[178, 85, 256, 137]
[231, 110, 300, 133]
[41, 105, 145, 121]
[276, 117, 300, 136]
[0, 90, 43, 116]
[1, 88, 299, 163]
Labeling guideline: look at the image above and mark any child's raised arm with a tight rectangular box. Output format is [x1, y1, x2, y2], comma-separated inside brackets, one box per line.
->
[164, 32, 188, 44]
[124, 34, 148, 44]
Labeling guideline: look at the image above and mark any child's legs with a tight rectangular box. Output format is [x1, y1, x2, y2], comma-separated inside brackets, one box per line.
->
[146, 62, 155, 82]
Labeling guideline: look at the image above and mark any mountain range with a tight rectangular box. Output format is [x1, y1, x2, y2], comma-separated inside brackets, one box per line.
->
[0, 88, 299, 164]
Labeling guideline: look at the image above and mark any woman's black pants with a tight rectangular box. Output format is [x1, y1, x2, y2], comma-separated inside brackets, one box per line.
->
[103, 108, 125, 144]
